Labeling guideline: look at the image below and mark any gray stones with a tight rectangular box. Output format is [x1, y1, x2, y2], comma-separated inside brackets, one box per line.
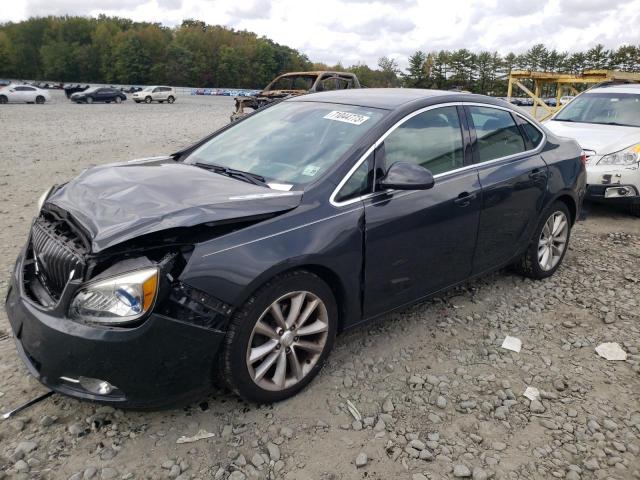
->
[436, 395, 447, 409]
[228, 472, 246, 480]
[529, 400, 545, 413]
[266, 442, 281, 462]
[355, 452, 368, 468]
[453, 464, 471, 477]
[100, 468, 118, 480]
[68, 422, 86, 436]
[382, 398, 394, 413]
[492, 441, 507, 451]
[472, 467, 488, 480]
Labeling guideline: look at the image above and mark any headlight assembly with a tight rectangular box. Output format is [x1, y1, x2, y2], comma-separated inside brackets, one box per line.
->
[69, 268, 159, 325]
[598, 144, 640, 166]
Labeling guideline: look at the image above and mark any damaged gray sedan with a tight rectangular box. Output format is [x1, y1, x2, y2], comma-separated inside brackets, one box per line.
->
[5, 89, 585, 407]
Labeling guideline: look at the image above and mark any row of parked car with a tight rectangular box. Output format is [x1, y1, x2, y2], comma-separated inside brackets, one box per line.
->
[0, 83, 177, 104]
[503, 95, 574, 107]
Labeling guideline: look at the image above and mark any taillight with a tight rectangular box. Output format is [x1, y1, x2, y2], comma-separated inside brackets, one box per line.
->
[580, 151, 588, 166]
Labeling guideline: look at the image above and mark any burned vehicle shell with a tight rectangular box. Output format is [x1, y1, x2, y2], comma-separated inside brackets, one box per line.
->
[6, 89, 585, 407]
[230, 71, 361, 121]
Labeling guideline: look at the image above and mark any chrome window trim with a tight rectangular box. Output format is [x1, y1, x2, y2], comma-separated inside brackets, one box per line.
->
[329, 101, 546, 208]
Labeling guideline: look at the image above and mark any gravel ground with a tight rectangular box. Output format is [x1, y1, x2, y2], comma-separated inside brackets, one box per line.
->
[1, 91, 639, 480]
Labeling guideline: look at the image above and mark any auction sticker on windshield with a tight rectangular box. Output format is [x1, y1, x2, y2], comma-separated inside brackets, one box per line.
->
[324, 110, 370, 125]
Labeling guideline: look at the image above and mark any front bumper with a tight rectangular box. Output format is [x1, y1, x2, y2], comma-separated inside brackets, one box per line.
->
[5, 250, 226, 409]
[585, 162, 640, 205]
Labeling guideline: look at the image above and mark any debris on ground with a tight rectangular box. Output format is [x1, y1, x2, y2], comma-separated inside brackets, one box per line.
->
[500, 335, 522, 352]
[595, 342, 628, 361]
[176, 429, 215, 444]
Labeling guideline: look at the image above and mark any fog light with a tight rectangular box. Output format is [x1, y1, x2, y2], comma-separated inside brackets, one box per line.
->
[78, 376, 117, 395]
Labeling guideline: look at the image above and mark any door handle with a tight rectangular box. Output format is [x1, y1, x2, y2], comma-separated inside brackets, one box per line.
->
[529, 168, 545, 179]
[454, 191, 476, 207]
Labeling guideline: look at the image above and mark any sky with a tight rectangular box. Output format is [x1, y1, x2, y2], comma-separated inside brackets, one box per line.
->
[2, 0, 640, 69]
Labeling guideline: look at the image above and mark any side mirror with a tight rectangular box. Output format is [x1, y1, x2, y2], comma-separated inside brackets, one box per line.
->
[378, 162, 435, 190]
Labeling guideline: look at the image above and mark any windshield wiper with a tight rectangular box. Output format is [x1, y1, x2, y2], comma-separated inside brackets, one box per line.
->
[194, 162, 267, 187]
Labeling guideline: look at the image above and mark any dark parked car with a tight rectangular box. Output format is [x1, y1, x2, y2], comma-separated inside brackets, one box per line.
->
[6, 89, 586, 407]
[70, 87, 126, 104]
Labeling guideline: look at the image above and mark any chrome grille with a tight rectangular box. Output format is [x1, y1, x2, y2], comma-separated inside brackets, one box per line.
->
[31, 217, 85, 299]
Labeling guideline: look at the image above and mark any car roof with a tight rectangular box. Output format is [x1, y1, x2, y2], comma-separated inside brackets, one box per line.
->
[586, 83, 640, 95]
[290, 88, 458, 109]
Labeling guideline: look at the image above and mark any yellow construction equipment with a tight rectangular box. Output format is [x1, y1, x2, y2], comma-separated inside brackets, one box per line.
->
[507, 70, 640, 120]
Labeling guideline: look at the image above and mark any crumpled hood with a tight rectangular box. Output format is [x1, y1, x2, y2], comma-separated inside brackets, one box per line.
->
[544, 120, 640, 155]
[46, 158, 302, 253]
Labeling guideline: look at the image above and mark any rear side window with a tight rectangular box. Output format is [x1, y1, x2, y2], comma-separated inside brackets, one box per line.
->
[469, 106, 526, 162]
[520, 120, 543, 148]
[383, 106, 464, 175]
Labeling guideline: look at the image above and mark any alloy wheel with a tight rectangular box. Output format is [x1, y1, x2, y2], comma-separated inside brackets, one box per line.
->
[538, 211, 568, 271]
[246, 291, 329, 391]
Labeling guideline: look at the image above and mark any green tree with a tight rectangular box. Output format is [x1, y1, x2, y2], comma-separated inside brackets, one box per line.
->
[404, 50, 428, 87]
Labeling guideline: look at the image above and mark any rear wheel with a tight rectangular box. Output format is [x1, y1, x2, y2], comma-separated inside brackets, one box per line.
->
[167, 96, 175, 104]
[35, 95, 45, 104]
[220, 270, 337, 403]
[144, 96, 152, 104]
[115, 96, 122, 104]
[86, 97, 93, 104]
[0, 95, 7, 104]
[515, 201, 571, 279]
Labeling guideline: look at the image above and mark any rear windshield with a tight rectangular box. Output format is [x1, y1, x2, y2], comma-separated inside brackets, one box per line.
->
[187, 101, 386, 186]
[554, 92, 640, 127]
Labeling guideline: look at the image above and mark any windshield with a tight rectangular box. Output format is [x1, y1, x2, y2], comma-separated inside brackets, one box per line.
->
[555, 92, 640, 127]
[268, 75, 317, 91]
[187, 101, 385, 185]
[143, 86, 154, 92]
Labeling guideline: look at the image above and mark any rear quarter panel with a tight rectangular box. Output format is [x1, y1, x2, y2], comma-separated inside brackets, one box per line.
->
[541, 132, 586, 221]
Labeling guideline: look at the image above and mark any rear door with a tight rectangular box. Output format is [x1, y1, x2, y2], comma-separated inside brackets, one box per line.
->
[360, 105, 481, 318]
[466, 104, 548, 274]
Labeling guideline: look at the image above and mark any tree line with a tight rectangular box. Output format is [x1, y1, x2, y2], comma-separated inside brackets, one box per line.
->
[1, 16, 639, 94]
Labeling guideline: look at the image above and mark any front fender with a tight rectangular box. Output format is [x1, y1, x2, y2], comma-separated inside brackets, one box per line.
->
[179, 205, 365, 329]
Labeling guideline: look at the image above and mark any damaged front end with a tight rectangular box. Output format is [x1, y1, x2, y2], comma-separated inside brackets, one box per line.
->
[23, 205, 241, 330]
[5, 205, 260, 407]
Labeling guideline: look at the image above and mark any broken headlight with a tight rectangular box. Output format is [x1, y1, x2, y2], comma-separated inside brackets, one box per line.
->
[69, 268, 159, 325]
[598, 144, 640, 166]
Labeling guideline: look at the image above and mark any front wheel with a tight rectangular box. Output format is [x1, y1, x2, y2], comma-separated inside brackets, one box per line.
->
[35, 95, 45, 104]
[86, 97, 93, 104]
[0, 95, 7, 104]
[167, 96, 175, 104]
[144, 96, 152, 104]
[220, 271, 337, 403]
[515, 201, 571, 279]
[115, 96, 122, 104]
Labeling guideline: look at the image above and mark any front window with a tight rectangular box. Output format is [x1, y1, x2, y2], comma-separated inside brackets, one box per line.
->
[187, 101, 386, 186]
[554, 92, 640, 127]
[383, 106, 464, 175]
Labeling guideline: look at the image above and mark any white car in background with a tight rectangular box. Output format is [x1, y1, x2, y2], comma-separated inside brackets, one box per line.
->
[132, 86, 176, 104]
[544, 83, 640, 216]
[559, 95, 574, 105]
[0, 84, 51, 104]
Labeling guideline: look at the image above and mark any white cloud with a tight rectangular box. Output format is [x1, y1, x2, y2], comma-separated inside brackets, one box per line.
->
[1, 0, 639, 70]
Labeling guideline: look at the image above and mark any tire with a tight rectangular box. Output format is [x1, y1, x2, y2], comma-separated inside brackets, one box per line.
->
[134, 100, 140, 103]
[35, 95, 45, 104]
[115, 96, 122, 104]
[144, 96, 152, 104]
[0, 95, 7, 104]
[167, 96, 175, 104]
[86, 97, 93, 104]
[627, 203, 640, 217]
[515, 201, 572, 280]
[220, 270, 338, 403]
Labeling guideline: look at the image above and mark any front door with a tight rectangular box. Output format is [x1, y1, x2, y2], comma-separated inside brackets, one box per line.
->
[362, 105, 482, 318]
